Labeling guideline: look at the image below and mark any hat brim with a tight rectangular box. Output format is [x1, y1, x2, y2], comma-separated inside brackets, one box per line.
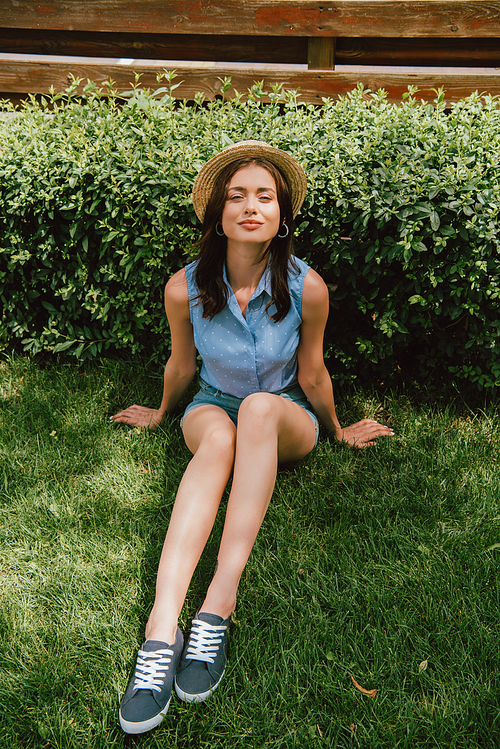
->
[192, 140, 307, 222]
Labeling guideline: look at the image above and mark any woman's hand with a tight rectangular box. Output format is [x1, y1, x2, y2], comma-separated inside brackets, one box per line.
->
[110, 405, 164, 431]
[334, 419, 394, 449]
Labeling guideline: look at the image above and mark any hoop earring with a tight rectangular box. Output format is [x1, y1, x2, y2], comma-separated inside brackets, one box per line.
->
[215, 222, 225, 237]
[277, 222, 289, 238]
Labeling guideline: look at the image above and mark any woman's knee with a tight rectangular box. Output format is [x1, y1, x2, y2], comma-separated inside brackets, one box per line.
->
[199, 423, 237, 458]
[183, 406, 237, 456]
[238, 392, 279, 428]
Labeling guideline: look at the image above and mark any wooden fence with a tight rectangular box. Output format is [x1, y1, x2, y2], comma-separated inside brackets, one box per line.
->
[1, 1, 500, 104]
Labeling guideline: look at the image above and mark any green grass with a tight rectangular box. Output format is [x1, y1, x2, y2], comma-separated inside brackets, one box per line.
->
[0, 354, 499, 748]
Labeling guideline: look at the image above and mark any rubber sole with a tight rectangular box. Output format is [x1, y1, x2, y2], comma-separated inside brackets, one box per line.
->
[174, 668, 225, 703]
[119, 697, 171, 734]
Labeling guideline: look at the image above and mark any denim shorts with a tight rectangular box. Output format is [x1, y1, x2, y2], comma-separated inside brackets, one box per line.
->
[182, 380, 319, 446]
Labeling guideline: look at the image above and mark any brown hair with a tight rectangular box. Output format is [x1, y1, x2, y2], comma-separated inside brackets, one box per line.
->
[193, 157, 299, 322]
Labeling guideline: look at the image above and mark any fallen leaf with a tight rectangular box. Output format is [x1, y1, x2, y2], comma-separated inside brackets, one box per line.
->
[418, 659, 428, 674]
[350, 674, 377, 698]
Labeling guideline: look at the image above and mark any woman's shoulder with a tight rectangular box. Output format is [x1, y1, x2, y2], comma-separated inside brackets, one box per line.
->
[303, 264, 326, 287]
[165, 268, 189, 308]
[302, 266, 329, 315]
[288, 256, 326, 311]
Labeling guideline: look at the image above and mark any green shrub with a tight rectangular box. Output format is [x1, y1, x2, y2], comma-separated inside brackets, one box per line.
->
[0, 77, 499, 388]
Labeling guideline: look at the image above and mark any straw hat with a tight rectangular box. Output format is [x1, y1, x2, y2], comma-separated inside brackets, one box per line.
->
[192, 140, 307, 222]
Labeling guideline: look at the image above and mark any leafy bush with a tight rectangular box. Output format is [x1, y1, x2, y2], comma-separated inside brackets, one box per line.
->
[0, 77, 499, 388]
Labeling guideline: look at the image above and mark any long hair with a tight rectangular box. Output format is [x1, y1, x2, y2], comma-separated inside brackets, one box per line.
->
[193, 156, 298, 322]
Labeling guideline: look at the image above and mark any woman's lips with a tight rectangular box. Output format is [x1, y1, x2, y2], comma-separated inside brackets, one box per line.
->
[238, 221, 263, 229]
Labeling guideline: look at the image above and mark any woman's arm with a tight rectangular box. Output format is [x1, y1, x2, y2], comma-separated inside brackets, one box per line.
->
[297, 269, 393, 448]
[111, 269, 197, 430]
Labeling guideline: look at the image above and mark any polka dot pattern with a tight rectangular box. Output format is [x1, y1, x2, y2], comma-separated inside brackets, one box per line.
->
[185, 257, 310, 396]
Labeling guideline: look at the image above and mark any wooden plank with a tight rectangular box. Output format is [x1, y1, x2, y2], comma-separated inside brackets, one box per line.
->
[2, 30, 499, 67]
[1, 61, 499, 104]
[308, 38, 336, 69]
[1, 1, 500, 37]
[0, 29, 308, 64]
[336, 36, 500, 65]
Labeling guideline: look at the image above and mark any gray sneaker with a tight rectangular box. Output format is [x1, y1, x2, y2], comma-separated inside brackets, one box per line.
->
[174, 613, 230, 703]
[119, 628, 184, 734]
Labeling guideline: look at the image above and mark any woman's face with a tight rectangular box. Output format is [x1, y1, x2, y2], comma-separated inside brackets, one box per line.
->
[221, 164, 281, 246]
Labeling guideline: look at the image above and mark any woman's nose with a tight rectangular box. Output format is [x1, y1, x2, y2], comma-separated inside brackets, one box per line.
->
[244, 196, 257, 213]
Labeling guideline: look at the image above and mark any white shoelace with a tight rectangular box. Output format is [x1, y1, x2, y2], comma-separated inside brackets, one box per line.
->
[133, 648, 174, 693]
[185, 619, 227, 664]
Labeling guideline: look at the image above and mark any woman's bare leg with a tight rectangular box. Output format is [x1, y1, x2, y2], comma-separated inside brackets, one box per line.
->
[145, 405, 236, 644]
[200, 393, 317, 619]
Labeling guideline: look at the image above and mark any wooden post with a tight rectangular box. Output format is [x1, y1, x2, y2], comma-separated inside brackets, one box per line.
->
[308, 37, 335, 70]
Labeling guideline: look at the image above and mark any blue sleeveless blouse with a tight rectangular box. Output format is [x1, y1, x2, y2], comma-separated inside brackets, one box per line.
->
[184, 256, 310, 398]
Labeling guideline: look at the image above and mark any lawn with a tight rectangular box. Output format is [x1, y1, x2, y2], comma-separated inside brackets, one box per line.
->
[0, 354, 499, 748]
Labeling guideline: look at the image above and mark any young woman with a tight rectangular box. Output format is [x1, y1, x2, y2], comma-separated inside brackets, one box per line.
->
[112, 141, 393, 734]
